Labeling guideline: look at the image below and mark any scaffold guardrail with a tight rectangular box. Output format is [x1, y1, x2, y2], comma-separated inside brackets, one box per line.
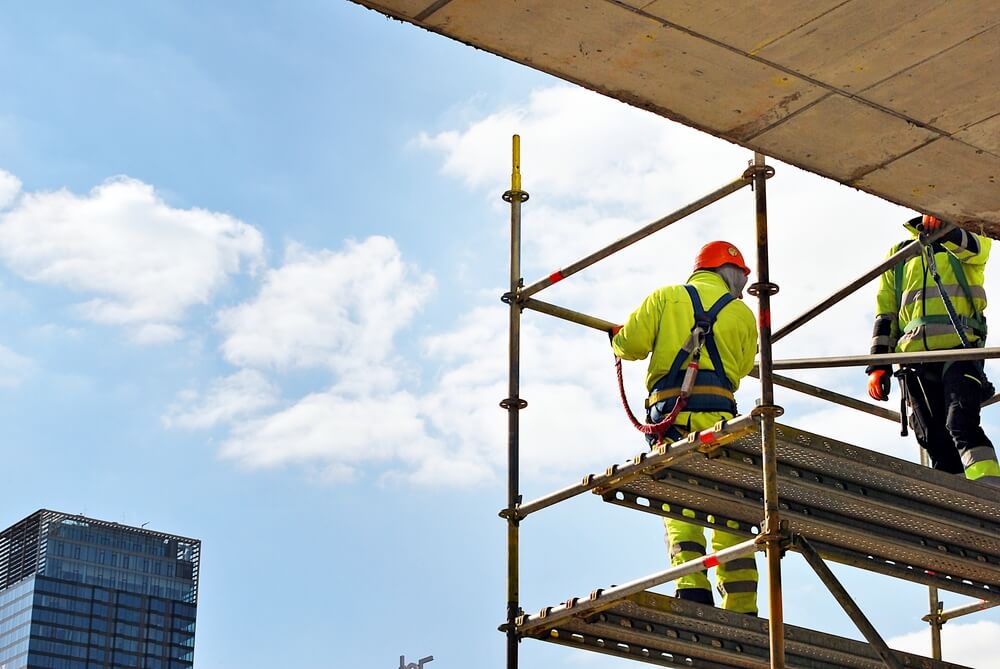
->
[499, 139, 998, 668]
[600, 421, 1000, 602]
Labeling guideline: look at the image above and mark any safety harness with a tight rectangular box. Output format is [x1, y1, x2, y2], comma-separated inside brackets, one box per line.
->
[615, 285, 737, 444]
[893, 238, 987, 344]
[892, 235, 993, 436]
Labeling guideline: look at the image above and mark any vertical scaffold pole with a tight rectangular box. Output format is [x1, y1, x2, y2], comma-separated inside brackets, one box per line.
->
[747, 153, 785, 668]
[501, 134, 529, 669]
[920, 450, 944, 659]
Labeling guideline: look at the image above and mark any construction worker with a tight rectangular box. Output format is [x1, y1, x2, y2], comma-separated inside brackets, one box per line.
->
[611, 241, 759, 614]
[867, 215, 1000, 486]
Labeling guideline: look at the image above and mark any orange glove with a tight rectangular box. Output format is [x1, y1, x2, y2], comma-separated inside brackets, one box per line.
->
[921, 214, 943, 232]
[867, 369, 891, 401]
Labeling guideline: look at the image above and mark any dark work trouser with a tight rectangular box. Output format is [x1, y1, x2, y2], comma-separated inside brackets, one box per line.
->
[903, 360, 1000, 482]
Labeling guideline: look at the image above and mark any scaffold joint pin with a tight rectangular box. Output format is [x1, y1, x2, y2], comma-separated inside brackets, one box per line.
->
[502, 189, 530, 203]
[499, 397, 529, 410]
[750, 403, 785, 418]
[747, 281, 779, 297]
[741, 163, 776, 181]
[501, 290, 525, 307]
[756, 526, 791, 549]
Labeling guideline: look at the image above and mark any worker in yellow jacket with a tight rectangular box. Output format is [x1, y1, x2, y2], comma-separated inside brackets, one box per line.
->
[867, 215, 1000, 486]
[611, 241, 759, 614]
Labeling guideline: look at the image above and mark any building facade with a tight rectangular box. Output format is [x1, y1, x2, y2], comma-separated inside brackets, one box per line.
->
[0, 510, 200, 669]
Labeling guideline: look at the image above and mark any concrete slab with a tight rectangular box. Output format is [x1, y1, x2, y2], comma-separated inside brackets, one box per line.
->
[751, 94, 938, 183]
[350, 0, 1000, 233]
[863, 24, 1000, 133]
[635, 0, 846, 54]
[956, 113, 1000, 157]
[758, 0, 1000, 93]
[856, 138, 1000, 227]
[423, 0, 826, 141]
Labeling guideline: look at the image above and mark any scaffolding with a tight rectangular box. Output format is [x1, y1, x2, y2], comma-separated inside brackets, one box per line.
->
[499, 136, 1000, 669]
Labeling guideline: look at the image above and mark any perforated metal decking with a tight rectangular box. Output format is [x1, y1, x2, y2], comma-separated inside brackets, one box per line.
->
[519, 591, 972, 669]
[599, 421, 1000, 602]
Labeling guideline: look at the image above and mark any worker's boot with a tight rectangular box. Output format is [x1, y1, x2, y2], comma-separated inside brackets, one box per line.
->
[972, 474, 1000, 489]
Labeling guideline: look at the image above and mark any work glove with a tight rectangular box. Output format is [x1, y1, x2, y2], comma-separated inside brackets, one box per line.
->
[867, 368, 891, 402]
[920, 214, 944, 232]
[608, 324, 622, 343]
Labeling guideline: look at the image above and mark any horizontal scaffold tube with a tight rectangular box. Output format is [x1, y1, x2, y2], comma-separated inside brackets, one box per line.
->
[764, 347, 1000, 371]
[516, 537, 760, 636]
[772, 226, 949, 343]
[511, 414, 757, 520]
[520, 298, 616, 332]
[519, 175, 751, 299]
[755, 371, 902, 423]
[924, 599, 1000, 624]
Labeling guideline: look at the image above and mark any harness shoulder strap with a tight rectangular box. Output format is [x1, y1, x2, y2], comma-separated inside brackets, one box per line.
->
[684, 284, 735, 391]
[661, 285, 737, 388]
[945, 252, 978, 310]
[684, 283, 707, 319]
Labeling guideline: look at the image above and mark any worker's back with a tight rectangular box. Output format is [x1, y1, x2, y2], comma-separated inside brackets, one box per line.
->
[613, 269, 757, 393]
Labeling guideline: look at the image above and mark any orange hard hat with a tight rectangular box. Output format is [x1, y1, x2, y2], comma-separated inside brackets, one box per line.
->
[693, 241, 751, 276]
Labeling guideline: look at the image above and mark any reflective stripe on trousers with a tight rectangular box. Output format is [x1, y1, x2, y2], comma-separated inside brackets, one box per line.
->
[664, 514, 758, 614]
[903, 360, 1000, 481]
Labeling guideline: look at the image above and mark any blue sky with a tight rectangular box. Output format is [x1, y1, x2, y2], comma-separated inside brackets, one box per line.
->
[2, 3, 1000, 668]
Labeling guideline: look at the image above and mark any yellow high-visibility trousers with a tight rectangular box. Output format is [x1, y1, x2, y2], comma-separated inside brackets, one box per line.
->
[658, 412, 759, 614]
[664, 513, 758, 614]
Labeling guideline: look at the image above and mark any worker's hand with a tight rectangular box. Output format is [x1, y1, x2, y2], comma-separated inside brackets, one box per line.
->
[867, 368, 891, 401]
[608, 324, 622, 343]
[921, 214, 943, 232]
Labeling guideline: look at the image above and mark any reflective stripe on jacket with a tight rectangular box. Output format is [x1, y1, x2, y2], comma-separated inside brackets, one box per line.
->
[873, 232, 990, 353]
[612, 271, 758, 392]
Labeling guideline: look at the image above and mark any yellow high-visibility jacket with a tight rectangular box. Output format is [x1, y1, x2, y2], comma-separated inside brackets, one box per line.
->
[612, 270, 758, 395]
[872, 228, 989, 355]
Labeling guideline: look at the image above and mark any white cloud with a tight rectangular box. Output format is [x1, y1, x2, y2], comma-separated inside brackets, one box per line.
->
[169, 236, 455, 485]
[217, 387, 471, 484]
[163, 369, 278, 430]
[0, 342, 32, 388]
[0, 175, 264, 341]
[216, 237, 434, 384]
[420, 306, 645, 485]
[171, 84, 1000, 490]
[417, 86, 746, 217]
[889, 620, 1000, 667]
[0, 169, 21, 209]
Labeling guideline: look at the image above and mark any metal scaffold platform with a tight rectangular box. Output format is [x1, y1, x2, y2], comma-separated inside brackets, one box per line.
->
[601, 420, 1000, 602]
[497, 139, 1000, 669]
[519, 591, 972, 669]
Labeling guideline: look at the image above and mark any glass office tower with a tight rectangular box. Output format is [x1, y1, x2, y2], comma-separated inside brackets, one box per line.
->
[0, 510, 200, 669]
